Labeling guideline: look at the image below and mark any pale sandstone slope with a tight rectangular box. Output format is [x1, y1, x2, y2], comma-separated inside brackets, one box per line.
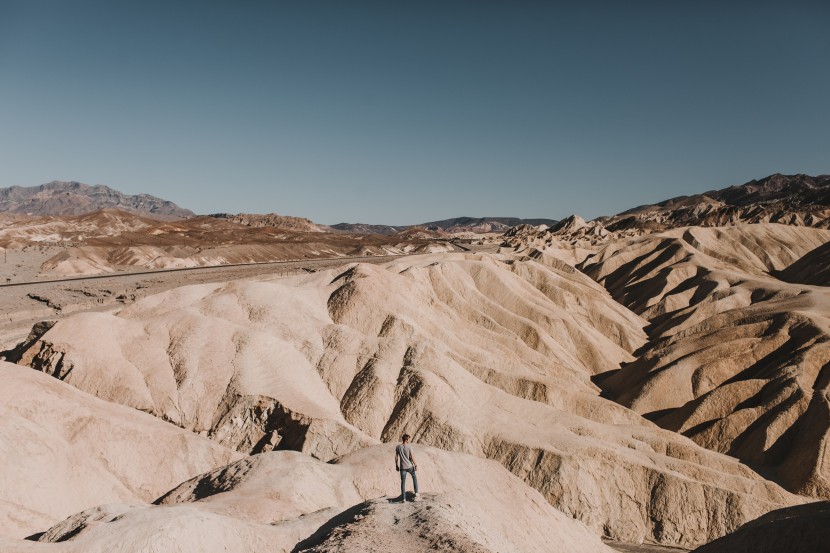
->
[18, 253, 647, 456]
[40, 240, 455, 276]
[580, 224, 830, 498]
[0, 209, 157, 246]
[501, 216, 614, 266]
[156, 445, 613, 553]
[1, 446, 614, 553]
[14, 253, 801, 547]
[580, 224, 830, 324]
[0, 362, 239, 539]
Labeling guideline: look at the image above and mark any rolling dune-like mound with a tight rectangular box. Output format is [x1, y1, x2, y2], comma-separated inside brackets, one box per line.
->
[0, 362, 239, 538]
[17, 253, 646, 455]
[0, 446, 612, 553]
[156, 446, 612, 553]
[580, 225, 830, 498]
[14, 253, 801, 547]
[603, 291, 830, 498]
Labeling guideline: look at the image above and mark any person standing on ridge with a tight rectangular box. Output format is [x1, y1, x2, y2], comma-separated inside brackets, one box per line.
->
[395, 433, 420, 502]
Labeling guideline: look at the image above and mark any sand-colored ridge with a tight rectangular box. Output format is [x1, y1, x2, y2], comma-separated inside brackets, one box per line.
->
[576, 224, 830, 498]
[7, 175, 830, 552]
[12, 252, 803, 547]
[158, 445, 613, 553]
[0, 362, 239, 538]
[2, 446, 614, 553]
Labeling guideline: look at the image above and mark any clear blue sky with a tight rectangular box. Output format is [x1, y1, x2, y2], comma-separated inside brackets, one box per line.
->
[1, 1, 828, 224]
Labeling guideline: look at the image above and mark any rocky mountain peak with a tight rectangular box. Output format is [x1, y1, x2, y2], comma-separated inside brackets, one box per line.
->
[0, 180, 194, 219]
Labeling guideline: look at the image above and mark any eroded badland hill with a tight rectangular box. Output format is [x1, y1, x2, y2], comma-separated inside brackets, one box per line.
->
[1, 174, 829, 552]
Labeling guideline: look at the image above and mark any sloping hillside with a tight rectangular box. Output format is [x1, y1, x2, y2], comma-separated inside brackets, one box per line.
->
[14, 252, 799, 547]
[0, 181, 193, 218]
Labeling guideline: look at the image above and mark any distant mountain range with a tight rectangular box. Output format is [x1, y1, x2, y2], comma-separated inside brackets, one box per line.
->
[7, 174, 828, 235]
[0, 181, 194, 219]
[330, 223, 406, 234]
[333, 173, 830, 235]
[333, 217, 559, 235]
[1, 181, 557, 234]
[623, 173, 830, 214]
[505, 173, 830, 255]
[608, 173, 830, 229]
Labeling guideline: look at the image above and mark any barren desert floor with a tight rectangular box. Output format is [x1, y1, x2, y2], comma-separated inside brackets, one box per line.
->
[0, 246, 496, 351]
[0, 242, 500, 347]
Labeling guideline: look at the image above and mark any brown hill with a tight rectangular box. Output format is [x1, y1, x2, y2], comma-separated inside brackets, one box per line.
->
[0, 209, 454, 277]
[614, 173, 830, 231]
[210, 212, 334, 232]
[421, 216, 558, 234]
[500, 175, 830, 262]
[333, 217, 559, 235]
[0, 181, 193, 218]
[692, 501, 830, 553]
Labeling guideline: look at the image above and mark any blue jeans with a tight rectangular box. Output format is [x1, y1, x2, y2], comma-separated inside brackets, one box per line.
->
[400, 467, 418, 498]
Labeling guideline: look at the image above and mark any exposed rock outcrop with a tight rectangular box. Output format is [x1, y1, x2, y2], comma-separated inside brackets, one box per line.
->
[0, 181, 193, 218]
[210, 212, 334, 232]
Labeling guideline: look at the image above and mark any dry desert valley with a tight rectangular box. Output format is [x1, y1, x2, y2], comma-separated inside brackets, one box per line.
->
[1, 175, 830, 552]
